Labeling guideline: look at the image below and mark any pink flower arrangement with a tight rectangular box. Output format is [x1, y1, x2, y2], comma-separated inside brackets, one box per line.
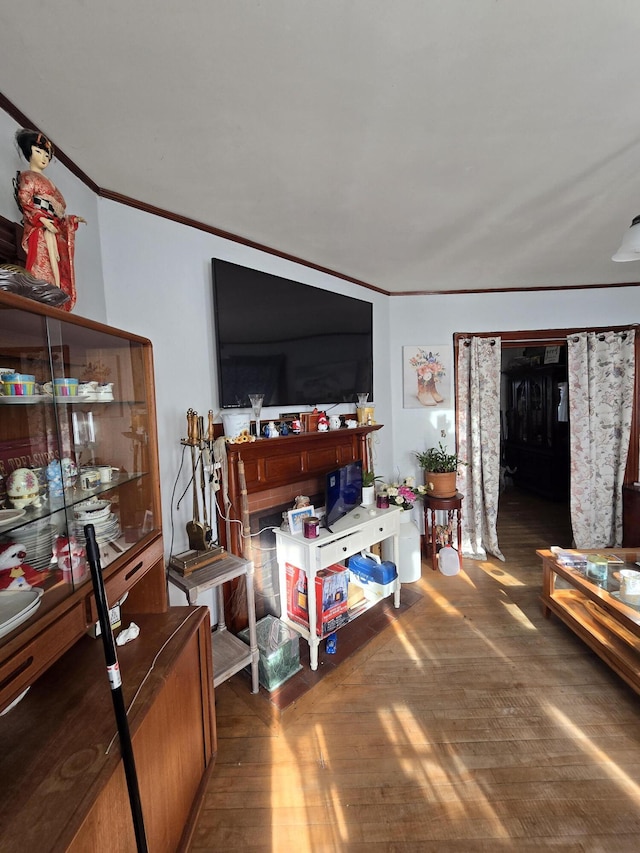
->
[409, 349, 445, 383]
[381, 476, 426, 511]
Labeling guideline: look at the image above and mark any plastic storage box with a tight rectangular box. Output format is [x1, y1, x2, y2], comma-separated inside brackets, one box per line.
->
[238, 614, 302, 691]
[347, 551, 397, 601]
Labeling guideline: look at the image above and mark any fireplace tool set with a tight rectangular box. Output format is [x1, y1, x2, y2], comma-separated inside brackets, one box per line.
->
[176, 409, 225, 570]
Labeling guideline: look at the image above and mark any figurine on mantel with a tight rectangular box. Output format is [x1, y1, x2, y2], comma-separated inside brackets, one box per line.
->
[13, 128, 86, 311]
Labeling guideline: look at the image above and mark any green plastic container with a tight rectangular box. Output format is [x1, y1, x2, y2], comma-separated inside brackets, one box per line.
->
[238, 615, 301, 691]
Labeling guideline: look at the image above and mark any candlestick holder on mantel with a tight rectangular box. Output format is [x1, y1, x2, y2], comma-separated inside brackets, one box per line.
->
[248, 394, 264, 439]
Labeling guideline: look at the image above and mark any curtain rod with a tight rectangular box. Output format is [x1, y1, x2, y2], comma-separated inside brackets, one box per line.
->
[460, 326, 637, 346]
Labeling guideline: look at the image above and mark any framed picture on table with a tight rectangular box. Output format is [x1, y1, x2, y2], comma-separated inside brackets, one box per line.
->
[287, 506, 315, 534]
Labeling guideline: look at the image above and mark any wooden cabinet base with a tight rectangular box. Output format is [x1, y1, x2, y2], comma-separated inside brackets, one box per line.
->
[538, 548, 640, 696]
[0, 607, 216, 852]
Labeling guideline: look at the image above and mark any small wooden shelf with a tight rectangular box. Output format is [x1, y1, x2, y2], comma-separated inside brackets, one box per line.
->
[168, 553, 259, 693]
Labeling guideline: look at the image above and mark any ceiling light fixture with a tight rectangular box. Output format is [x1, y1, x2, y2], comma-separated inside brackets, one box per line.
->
[612, 214, 640, 261]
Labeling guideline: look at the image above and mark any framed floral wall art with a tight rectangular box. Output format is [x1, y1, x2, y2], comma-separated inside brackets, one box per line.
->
[403, 345, 451, 408]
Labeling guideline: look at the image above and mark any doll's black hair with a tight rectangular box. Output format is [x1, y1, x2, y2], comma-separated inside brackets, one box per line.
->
[15, 128, 54, 161]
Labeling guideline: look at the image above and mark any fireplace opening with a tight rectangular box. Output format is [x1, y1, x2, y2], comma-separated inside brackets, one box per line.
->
[247, 493, 322, 620]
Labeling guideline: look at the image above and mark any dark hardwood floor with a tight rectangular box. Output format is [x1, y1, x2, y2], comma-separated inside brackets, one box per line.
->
[191, 490, 640, 852]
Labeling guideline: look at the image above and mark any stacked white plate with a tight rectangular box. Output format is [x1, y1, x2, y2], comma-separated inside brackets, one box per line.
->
[0, 587, 43, 638]
[7, 521, 58, 572]
[0, 509, 26, 531]
[73, 501, 120, 546]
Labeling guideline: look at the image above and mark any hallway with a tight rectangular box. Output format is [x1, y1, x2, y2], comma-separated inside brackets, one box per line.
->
[193, 496, 639, 851]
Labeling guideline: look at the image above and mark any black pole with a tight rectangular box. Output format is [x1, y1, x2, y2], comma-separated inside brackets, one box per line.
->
[85, 523, 148, 853]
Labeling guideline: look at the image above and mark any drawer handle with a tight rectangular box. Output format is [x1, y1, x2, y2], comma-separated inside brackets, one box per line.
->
[125, 561, 145, 582]
[342, 546, 348, 552]
[0, 655, 34, 691]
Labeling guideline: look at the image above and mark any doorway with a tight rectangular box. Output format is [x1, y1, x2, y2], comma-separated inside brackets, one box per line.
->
[498, 343, 572, 552]
[499, 343, 572, 550]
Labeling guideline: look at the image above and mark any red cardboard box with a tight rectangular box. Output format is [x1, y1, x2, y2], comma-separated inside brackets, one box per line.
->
[285, 562, 349, 637]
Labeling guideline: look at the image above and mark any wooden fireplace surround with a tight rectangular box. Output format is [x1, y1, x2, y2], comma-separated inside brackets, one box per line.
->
[217, 424, 381, 629]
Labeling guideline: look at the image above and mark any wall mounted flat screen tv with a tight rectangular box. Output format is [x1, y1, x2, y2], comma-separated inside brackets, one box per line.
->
[324, 461, 363, 531]
[212, 259, 373, 409]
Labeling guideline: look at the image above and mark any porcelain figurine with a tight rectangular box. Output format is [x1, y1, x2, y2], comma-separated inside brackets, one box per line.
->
[264, 420, 279, 437]
[329, 415, 341, 430]
[51, 535, 87, 584]
[14, 128, 86, 311]
[0, 542, 42, 590]
[291, 418, 301, 434]
[46, 457, 77, 497]
[317, 414, 329, 431]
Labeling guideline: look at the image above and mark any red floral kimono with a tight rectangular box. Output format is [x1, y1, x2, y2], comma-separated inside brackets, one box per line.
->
[16, 170, 80, 311]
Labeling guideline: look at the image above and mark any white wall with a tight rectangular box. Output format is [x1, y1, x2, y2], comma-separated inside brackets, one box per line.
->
[98, 200, 392, 559]
[4, 103, 637, 562]
[0, 109, 106, 321]
[389, 288, 639, 485]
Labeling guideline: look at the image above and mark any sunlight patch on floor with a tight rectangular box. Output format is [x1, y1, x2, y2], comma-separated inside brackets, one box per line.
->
[308, 723, 349, 842]
[377, 705, 512, 836]
[499, 598, 538, 631]
[477, 560, 526, 587]
[544, 704, 640, 803]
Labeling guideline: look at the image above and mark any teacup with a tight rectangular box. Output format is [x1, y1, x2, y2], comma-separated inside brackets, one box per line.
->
[619, 569, 640, 605]
[3, 373, 35, 396]
[79, 467, 101, 490]
[43, 378, 79, 397]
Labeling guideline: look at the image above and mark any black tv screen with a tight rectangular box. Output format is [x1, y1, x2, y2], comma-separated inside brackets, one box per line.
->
[212, 259, 373, 408]
[325, 461, 363, 530]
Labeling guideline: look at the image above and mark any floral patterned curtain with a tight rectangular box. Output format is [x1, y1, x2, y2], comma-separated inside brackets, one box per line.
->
[568, 329, 635, 548]
[457, 336, 504, 561]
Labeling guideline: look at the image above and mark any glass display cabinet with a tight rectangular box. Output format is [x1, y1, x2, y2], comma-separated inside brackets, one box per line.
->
[0, 289, 216, 852]
[0, 289, 165, 711]
[538, 547, 640, 695]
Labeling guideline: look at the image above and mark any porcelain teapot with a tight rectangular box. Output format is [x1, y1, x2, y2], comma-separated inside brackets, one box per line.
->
[96, 382, 114, 401]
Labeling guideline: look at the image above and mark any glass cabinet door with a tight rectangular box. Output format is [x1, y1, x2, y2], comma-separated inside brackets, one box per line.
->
[0, 302, 159, 647]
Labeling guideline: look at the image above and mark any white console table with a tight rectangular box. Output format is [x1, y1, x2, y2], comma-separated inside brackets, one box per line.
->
[275, 505, 401, 670]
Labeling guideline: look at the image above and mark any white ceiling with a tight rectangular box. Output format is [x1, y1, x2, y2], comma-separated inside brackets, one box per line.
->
[2, 1, 640, 295]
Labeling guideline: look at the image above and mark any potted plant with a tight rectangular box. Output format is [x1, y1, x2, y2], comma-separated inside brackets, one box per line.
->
[361, 470, 382, 506]
[414, 442, 464, 498]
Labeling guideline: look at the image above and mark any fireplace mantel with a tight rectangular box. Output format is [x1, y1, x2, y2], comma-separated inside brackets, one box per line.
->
[221, 424, 382, 557]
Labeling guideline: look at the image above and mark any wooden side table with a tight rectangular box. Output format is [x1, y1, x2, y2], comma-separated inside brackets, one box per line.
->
[423, 492, 464, 571]
[169, 553, 259, 692]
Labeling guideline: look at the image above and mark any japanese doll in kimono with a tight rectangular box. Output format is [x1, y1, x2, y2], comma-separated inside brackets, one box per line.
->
[14, 128, 85, 311]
